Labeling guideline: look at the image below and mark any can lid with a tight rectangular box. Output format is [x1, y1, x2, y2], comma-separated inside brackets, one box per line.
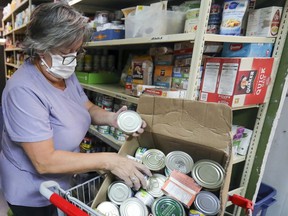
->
[146, 174, 167, 198]
[165, 151, 194, 174]
[96, 201, 120, 216]
[142, 149, 166, 171]
[194, 191, 220, 215]
[191, 159, 224, 189]
[151, 196, 185, 216]
[108, 181, 133, 205]
[117, 110, 142, 134]
[120, 197, 148, 216]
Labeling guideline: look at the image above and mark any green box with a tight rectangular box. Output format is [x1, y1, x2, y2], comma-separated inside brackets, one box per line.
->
[75, 72, 120, 84]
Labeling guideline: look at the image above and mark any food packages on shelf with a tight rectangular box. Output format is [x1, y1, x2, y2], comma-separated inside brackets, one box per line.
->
[232, 125, 253, 156]
[246, 6, 283, 37]
[91, 96, 233, 216]
[143, 87, 187, 98]
[131, 55, 153, 85]
[199, 57, 274, 108]
[221, 43, 274, 57]
[153, 65, 173, 88]
[220, 0, 249, 36]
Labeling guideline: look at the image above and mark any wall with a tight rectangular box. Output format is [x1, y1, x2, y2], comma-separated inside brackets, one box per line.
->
[262, 91, 288, 216]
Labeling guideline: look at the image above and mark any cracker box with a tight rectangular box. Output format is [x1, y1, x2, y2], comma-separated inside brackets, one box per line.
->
[92, 96, 233, 216]
[199, 57, 274, 108]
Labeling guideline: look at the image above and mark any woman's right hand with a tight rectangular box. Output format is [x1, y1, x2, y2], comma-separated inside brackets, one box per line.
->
[107, 153, 152, 190]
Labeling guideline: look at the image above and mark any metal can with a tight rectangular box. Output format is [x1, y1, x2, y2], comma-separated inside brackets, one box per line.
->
[98, 125, 110, 134]
[79, 137, 93, 153]
[113, 129, 126, 141]
[120, 197, 148, 216]
[134, 147, 148, 162]
[117, 110, 142, 134]
[107, 181, 133, 205]
[194, 191, 220, 215]
[142, 149, 166, 171]
[102, 95, 114, 109]
[134, 189, 155, 208]
[189, 209, 205, 216]
[96, 201, 120, 216]
[165, 151, 194, 175]
[191, 159, 225, 190]
[146, 174, 167, 198]
[151, 196, 185, 216]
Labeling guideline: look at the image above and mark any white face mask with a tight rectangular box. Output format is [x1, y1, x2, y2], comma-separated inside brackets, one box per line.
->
[41, 52, 77, 79]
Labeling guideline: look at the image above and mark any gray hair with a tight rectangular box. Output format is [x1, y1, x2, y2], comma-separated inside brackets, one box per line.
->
[22, 1, 91, 57]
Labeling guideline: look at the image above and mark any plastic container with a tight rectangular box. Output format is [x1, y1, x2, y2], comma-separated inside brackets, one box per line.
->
[125, 11, 185, 38]
[253, 183, 277, 216]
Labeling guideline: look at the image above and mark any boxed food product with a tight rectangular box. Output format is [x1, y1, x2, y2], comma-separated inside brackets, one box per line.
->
[232, 125, 253, 156]
[153, 65, 173, 88]
[91, 29, 125, 41]
[130, 84, 162, 97]
[246, 6, 283, 37]
[143, 88, 187, 98]
[131, 55, 153, 85]
[92, 96, 233, 216]
[221, 43, 274, 57]
[154, 54, 174, 65]
[199, 57, 274, 108]
[172, 67, 190, 78]
[172, 77, 189, 90]
[75, 72, 119, 84]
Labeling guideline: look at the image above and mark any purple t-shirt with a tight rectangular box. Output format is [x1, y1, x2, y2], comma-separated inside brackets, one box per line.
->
[0, 60, 91, 207]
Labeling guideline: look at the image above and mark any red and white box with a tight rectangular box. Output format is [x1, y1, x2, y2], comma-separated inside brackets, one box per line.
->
[199, 57, 274, 108]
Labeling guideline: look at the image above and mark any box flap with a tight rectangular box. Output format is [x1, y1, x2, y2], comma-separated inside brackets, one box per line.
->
[137, 95, 232, 151]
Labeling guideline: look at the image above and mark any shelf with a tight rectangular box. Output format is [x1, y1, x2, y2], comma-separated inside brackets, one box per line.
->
[88, 125, 124, 150]
[2, 0, 29, 22]
[5, 47, 23, 51]
[205, 34, 276, 44]
[232, 104, 260, 111]
[6, 63, 20, 68]
[85, 33, 196, 47]
[81, 83, 139, 104]
[233, 155, 246, 164]
[226, 187, 245, 207]
[13, 24, 28, 34]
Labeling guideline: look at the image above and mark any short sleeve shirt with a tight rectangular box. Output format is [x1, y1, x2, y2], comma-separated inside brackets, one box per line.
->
[0, 60, 91, 206]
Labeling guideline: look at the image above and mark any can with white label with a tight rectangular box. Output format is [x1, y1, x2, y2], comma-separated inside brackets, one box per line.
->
[117, 110, 142, 134]
[134, 189, 155, 208]
[120, 197, 148, 216]
[107, 181, 133, 205]
[142, 149, 166, 171]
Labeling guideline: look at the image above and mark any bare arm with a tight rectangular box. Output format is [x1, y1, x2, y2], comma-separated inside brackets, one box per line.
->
[22, 138, 151, 189]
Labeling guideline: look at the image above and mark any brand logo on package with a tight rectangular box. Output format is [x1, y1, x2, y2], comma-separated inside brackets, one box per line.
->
[235, 70, 257, 94]
[229, 43, 243, 51]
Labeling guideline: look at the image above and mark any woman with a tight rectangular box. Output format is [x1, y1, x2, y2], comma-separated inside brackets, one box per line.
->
[0, 2, 151, 216]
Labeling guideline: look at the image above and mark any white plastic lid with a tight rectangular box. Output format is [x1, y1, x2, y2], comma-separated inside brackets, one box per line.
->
[117, 110, 142, 134]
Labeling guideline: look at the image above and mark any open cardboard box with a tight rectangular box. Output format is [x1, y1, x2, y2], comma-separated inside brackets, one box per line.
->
[91, 96, 233, 215]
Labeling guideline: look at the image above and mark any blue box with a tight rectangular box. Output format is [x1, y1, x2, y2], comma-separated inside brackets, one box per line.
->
[91, 29, 125, 41]
[221, 43, 274, 57]
[253, 183, 277, 216]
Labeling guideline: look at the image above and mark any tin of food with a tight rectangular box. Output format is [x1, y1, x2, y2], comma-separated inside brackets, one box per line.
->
[107, 181, 133, 205]
[189, 209, 205, 216]
[151, 196, 186, 216]
[194, 191, 220, 215]
[165, 151, 194, 175]
[142, 149, 166, 171]
[120, 197, 149, 216]
[134, 189, 155, 208]
[191, 159, 225, 190]
[134, 147, 148, 162]
[117, 110, 142, 134]
[146, 173, 167, 198]
[96, 201, 120, 216]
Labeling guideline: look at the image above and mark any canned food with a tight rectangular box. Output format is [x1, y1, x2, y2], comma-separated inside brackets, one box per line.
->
[194, 191, 220, 215]
[165, 151, 194, 175]
[134, 189, 155, 208]
[189, 209, 205, 216]
[191, 159, 225, 190]
[146, 174, 167, 198]
[98, 125, 110, 134]
[96, 201, 120, 216]
[102, 95, 114, 109]
[151, 196, 185, 216]
[142, 149, 166, 171]
[79, 137, 93, 153]
[120, 197, 148, 216]
[134, 147, 148, 162]
[117, 110, 142, 134]
[108, 181, 133, 205]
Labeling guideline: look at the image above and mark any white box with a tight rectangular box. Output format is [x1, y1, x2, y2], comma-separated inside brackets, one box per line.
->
[246, 6, 283, 37]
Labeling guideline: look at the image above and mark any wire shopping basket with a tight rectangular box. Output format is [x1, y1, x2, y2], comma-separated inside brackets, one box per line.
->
[40, 174, 105, 216]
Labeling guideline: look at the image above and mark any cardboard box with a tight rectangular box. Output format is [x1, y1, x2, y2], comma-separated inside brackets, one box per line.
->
[199, 57, 274, 108]
[246, 6, 283, 37]
[91, 96, 233, 215]
[154, 54, 174, 65]
[75, 72, 119, 84]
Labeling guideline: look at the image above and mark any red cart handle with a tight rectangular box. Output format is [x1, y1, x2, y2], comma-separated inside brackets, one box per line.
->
[229, 194, 254, 213]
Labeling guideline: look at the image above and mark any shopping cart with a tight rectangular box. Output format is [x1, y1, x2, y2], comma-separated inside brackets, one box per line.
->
[40, 174, 105, 216]
[226, 194, 254, 216]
